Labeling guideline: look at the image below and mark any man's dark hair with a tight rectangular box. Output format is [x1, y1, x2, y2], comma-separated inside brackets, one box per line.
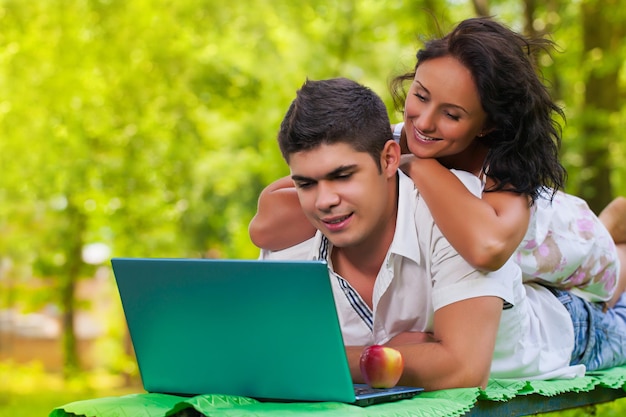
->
[278, 77, 392, 171]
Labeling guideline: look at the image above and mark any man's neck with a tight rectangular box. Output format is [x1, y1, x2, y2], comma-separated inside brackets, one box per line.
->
[332, 240, 389, 279]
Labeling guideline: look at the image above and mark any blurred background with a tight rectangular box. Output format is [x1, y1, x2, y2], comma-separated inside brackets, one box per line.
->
[1, 0, 625, 415]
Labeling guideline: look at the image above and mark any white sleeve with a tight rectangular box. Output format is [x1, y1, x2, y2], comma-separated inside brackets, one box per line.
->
[449, 168, 483, 197]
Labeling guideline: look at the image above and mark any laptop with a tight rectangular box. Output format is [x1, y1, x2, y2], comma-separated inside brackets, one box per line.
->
[111, 258, 423, 406]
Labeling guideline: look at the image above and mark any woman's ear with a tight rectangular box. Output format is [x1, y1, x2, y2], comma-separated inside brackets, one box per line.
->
[381, 140, 401, 176]
[479, 123, 497, 137]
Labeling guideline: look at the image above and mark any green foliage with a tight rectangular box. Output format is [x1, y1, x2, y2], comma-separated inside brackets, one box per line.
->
[540, 0, 626, 203]
[0, 361, 139, 417]
[0, 0, 468, 301]
[0, 0, 468, 373]
[0, 0, 625, 377]
[542, 398, 626, 417]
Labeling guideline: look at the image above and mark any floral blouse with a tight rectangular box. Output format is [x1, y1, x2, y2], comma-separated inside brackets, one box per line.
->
[515, 190, 618, 302]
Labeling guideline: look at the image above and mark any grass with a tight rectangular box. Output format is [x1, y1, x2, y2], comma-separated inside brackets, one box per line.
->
[1, 391, 137, 417]
[0, 361, 142, 417]
[2, 361, 626, 417]
[542, 399, 626, 417]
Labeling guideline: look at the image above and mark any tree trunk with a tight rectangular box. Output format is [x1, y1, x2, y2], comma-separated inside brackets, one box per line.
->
[61, 201, 86, 378]
[579, 0, 624, 212]
[471, 0, 490, 16]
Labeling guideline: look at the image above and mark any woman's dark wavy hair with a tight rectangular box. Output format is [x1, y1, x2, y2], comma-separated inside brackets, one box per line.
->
[390, 17, 567, 202]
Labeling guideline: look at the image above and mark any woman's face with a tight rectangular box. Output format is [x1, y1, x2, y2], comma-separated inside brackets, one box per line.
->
[404, 55, 489, 170]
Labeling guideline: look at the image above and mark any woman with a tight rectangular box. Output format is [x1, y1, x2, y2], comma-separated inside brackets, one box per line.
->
[249, 17, 626, 307]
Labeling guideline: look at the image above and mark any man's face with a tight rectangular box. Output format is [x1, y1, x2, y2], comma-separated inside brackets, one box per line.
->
[289, 142, 398, 249]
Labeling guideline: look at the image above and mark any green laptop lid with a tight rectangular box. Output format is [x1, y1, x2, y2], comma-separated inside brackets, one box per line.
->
[111, 258, 357, 403]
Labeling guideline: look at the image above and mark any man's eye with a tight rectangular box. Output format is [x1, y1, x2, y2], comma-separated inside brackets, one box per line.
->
[336, 173, 352, 180]
[295, 182, 313, 189]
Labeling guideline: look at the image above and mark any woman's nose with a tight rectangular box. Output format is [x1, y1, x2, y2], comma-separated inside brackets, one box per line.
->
[414, 108, 436, 133]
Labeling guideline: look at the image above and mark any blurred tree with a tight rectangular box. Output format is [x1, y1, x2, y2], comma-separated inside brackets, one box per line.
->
[0, 0, 624, 379]
[578, 0, 625, 212]
[506, 0, 626, 211]
[0, 0, 464, 376]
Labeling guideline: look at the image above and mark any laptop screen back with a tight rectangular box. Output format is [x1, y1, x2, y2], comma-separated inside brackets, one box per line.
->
[111, 258, 358, 403]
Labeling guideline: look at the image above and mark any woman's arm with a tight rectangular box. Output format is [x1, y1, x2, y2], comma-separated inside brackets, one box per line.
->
[248, 176, 316, 250]
[401, 157, 530, 271]
[250, 123, 530, 266]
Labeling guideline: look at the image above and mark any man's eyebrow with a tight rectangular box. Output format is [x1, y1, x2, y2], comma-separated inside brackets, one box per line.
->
[291, 164, 358, 182]
[415, 81, 470, 116]
[291, 174, 313, 183]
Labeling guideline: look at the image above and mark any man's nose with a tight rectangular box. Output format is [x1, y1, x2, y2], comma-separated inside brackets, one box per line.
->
[315, 182, 340, 211]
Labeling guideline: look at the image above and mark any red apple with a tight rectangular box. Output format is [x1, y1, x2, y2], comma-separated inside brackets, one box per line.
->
[359, 345, 404, 388]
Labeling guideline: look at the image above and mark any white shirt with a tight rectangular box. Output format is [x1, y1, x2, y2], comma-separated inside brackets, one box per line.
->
[261, 170, 584, 380]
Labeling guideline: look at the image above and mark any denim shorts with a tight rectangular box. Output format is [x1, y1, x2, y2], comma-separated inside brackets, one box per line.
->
[550, 289, 626, 371]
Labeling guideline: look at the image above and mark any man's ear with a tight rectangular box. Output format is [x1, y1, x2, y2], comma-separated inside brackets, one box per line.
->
[381, 140, 401, 177]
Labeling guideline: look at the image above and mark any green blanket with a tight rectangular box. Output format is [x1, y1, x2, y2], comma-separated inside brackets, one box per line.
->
[50, 366, 626, 417]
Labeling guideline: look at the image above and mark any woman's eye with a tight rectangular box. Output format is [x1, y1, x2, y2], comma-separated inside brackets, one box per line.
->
[445, 112, 460, 121]
[413, 93, 427, 102]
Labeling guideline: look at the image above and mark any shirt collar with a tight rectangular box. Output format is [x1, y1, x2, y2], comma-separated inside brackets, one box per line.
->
[388, 171, 421, 265]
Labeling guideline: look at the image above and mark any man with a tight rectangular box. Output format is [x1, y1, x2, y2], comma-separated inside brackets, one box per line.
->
[260, 77, 583, 391]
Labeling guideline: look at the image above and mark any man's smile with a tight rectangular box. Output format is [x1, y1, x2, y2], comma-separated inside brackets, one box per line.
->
[320, 213, 353, 231]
